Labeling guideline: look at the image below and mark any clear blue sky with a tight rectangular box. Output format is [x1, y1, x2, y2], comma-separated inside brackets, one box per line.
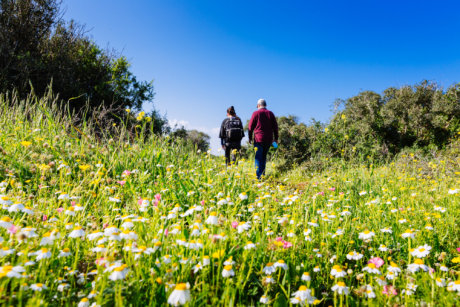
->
[63, 0, 460, 153]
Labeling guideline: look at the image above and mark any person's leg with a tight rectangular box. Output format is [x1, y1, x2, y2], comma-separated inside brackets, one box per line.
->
[225, 146, 231, 165]
[254, 143, 264, 179]
[260, 143, 271, 178]
[259, 144, 270, 179]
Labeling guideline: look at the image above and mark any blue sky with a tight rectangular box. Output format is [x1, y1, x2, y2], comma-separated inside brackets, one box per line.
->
[63, 0, 460, 153]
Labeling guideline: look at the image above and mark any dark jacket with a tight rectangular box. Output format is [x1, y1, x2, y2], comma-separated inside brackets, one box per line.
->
[219, 116, 244, 146]
[248, 108, 278, 144]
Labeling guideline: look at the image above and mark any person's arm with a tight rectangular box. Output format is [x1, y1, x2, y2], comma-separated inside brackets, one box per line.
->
[219, 119, 227, 147]
[248, 113, 256, 143]
[239, 118, 245, 138]
[272, 113, 279, 143]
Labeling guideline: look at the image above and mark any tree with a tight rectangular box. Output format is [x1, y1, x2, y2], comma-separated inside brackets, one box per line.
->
[0, 0, 58, 92]
[0, 0, 162, 128]
[187, 130, 210, 152]
[170, 127, 210, 152]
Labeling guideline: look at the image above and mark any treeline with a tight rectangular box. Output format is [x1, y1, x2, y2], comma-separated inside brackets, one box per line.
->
[273, 81, 459, 171]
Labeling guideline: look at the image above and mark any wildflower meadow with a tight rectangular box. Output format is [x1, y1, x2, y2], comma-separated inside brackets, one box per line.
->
[0, 96, 459, 306]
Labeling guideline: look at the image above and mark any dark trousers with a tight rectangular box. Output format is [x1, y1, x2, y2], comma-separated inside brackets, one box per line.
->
[254, 142, 271, 179]
[225, 144, 241, 165]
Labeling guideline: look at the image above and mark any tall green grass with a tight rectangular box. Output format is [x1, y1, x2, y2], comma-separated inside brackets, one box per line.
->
[0, 93, 458, 306]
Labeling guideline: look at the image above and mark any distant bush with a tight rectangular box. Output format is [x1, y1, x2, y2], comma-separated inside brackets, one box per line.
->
[170, 126, 211, 152]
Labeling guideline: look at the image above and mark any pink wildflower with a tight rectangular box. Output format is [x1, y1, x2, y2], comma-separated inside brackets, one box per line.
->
[122, 170, 131, 176]
[329, 187, 336, 191]
[8, 225, 18, 234]
[231, 221, 238, 229]
[382, 285, 397, 296]
[155, 194, 161, 201]
[274, 237, 292, 249]
[71, 201, 76, 206]
[95, 257, 107, 267]
[57, 207, 64, 213]
[117, 180, 126, 186]
[138, 198, 143, 205]
[368, 257, 384, 268]
[42, 215, 48, 221]
[317, 191, 325, 196]
[456, 247, 460, 253]
[200, 200, 205, 206]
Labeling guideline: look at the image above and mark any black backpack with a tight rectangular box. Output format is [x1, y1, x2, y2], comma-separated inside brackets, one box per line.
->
[225, 118, 243, 142]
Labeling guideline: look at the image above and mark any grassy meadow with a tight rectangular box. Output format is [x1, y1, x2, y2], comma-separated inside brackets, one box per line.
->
[0, 95, 459, 306]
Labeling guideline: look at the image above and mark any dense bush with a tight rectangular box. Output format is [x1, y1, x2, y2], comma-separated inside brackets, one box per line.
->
[274, 81, 459, 171]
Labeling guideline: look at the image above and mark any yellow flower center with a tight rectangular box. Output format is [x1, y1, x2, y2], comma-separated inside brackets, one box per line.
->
[299, 285, 307, 291]
[175, 283, 188, 290]
[337, 281, 346, 287]
[224, 265, 232, 270]
[368, 263, 376, 269]
[414, 259, 424, 265]
[114, 266, 126, 272]
[2, 266, 13, 272]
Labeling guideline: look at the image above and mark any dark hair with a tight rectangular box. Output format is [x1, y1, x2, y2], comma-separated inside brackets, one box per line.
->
[227, 106, 236, 116]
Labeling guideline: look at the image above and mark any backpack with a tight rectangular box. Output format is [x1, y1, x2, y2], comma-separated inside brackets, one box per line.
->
[225, 118, 243, 142]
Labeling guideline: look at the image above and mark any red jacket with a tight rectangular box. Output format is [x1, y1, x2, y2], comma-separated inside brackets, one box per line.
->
[248, 108, 278, 144]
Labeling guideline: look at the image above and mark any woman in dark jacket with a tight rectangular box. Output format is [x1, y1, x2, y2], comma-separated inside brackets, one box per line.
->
[219, 106, 244, 165]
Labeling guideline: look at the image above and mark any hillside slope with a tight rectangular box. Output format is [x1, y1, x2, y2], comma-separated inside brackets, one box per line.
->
[0, 95, 459, 306]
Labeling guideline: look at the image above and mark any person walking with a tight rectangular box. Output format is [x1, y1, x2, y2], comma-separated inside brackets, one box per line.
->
[248, 99, 278, 179]
[219, 106, 244, 165]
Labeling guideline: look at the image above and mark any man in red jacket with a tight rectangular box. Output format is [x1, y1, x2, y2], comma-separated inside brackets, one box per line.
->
[248, 98, 279, 179]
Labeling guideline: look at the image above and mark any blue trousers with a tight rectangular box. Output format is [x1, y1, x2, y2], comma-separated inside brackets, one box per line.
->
[254, 143, 271, 179]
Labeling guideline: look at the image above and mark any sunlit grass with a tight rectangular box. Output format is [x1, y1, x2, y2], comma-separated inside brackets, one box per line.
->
[0, 93, 458, 306]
